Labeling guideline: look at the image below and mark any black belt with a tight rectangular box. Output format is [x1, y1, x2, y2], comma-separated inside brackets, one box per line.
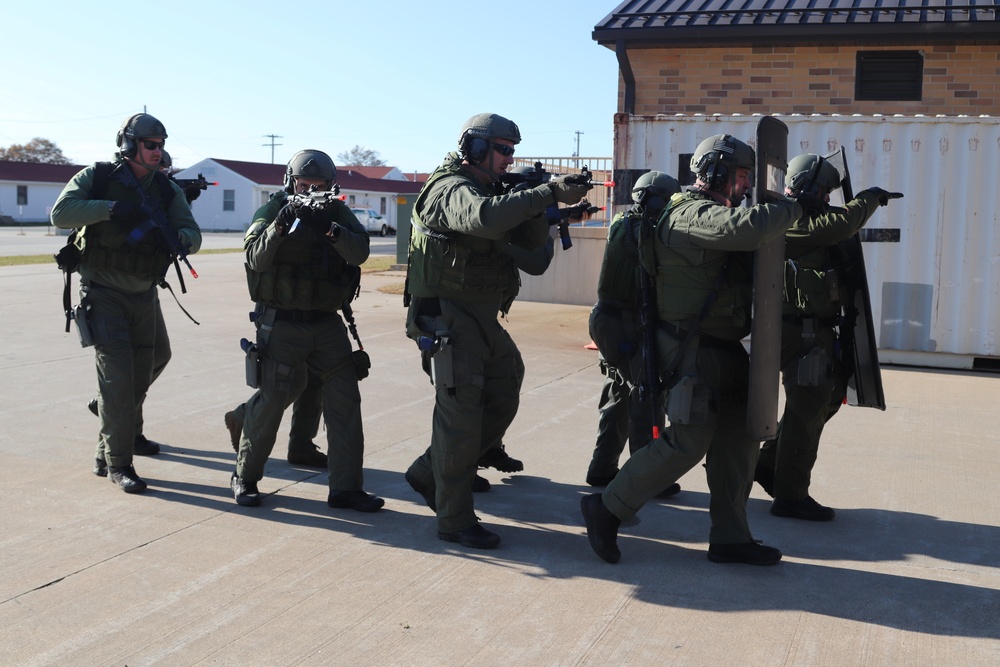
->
[657, 320, 743, 351]
[272, 309, 335, 323]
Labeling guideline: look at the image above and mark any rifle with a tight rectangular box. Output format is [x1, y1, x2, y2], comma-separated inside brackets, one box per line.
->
[286, 184, 345, 213]
[173, 173, 218, 192]
[545, 199, 605, 250]
[499, 163, 614, 250]
[114, 162, 198, 283]
[635, 205, 663, 441]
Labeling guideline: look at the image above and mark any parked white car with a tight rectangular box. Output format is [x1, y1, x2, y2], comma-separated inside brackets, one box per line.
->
[350, 207, 393, 236]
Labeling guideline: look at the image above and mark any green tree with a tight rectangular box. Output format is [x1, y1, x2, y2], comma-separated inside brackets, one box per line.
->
[337, 145, 387, 167]
[0, 138, 73, 164]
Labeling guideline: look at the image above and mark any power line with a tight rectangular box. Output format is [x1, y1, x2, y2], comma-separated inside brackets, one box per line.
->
[262, 134, 283, 164]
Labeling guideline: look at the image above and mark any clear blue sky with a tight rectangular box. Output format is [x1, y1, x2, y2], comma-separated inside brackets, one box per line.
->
[0, 1, 622, 174]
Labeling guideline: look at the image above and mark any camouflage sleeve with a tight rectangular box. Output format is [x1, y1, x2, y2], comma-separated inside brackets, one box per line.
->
[330, 203, 370, 267]
[786, 191, 879, 247]
[244, 195, 285, 272]
[50, 167, 108, 229]
[664, 197, 801, 252]
[166, 181, 202, 254]
[422, 176, 555, 240]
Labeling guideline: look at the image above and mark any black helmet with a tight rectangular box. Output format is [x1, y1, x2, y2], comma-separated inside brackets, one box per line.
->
[458, 113, 520, 164]
[284, 149, 336, 192]
[785, 153, 841, 196]
[115, 113, 167, 159]
[159, 150, 172, 170]
[631, 170, 680, 205]
[690, 134, 755, 193]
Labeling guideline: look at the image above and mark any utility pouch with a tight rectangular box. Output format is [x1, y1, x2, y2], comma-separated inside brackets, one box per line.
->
[73, 302, 94, 348]
[429, 330, 456, 389]
[242, 338, 260, 388]
[666, 375, 711, 425]
[54, 242, 81, 273]
[796, 347, 832, 387]
[352, 349, 371, 381]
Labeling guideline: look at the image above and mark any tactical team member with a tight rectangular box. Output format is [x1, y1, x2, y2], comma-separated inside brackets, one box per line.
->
[84, 151, 196, 456]
[586, 171, 682, 500]
[230, 149, 383, 512]
[403, 113, 591, 548]
[52, 113, 201, 493]
[224, 372, 329, 468]
[754, 153, 897, 521]
[581, 134, 811, 565]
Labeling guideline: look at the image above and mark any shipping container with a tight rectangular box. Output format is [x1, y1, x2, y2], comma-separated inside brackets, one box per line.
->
[612, 113, 1000, 370]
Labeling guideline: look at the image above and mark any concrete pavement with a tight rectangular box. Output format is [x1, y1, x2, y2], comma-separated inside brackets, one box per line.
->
[1, 251, 998, 665]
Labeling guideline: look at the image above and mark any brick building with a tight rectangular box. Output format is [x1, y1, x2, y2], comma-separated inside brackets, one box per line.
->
[593, 1, 1000, 116]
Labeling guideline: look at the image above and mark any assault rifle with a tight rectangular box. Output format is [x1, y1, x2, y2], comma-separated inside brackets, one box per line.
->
[545, 199, 604, 250]
[286, 183, 345, 212]
[173, 173, 218, 192]
[499, 163, 613, 250]
[114, 161, 198, 284]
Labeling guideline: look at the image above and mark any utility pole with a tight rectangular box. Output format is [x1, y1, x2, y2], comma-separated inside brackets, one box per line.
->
[262, 134, 283, 164]
[574, 130, 584, 167]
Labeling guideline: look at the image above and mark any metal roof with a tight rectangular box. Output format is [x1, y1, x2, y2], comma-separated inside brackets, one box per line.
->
[593, 0, 1000, 47]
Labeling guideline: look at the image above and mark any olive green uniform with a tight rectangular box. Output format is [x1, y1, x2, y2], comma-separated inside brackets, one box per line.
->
[756, 191, 881, 500]
[236, 194, 369, 492]
[405, 152, 555, 534]
[602, 190, 800, 545]
[51, 162, 201, 468]
[587, 208, 663, 480]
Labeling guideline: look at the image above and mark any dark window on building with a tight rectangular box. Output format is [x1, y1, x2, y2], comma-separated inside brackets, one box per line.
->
[856, 51, 923, 101]
[223, 189, 235, 211]
[16, 185, 27, 206]
[380, 196, 387, 215]
[678, 154, 694, 186]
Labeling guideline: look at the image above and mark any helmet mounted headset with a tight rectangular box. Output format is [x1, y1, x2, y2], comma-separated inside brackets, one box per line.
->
[457, 113, 520, 179]
[690, 134, 755, 204]
[116, 113, 167, 171]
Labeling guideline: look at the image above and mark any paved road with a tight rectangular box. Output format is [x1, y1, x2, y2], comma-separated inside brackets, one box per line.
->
[2, 252, 998, 664]
[0, 226, 399, 257]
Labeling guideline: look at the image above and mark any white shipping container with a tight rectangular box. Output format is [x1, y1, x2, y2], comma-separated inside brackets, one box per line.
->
[613, 113, 1000, 370]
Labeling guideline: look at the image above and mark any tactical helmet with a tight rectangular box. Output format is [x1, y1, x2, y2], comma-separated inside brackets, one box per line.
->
[785, 153, 841, 196]
[632, 170, 681, 205]
[690, 134, 755, 192]
[458, 113, 521, 164]
[159, 150, 172, 170]
[284, 149, 337, 192]
[115, 113, 167, 159]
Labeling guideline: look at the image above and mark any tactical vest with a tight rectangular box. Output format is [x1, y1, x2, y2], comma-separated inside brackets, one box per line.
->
[649, 193, 753, 340]
[246, 194, 360, 311]
[78, 162, 175, 280]
[596, 209, 642, 311]
[783, 244, 845, 318]
[406, 164, 519, 306]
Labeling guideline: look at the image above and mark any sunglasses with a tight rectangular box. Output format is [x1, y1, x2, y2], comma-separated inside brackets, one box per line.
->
[491, 143, 515, 157]
[140, 140, 165, 151]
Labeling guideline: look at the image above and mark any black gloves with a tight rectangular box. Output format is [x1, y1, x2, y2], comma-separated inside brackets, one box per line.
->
[790, 192, 827, 218]
[864, 187, 904, 207]
[109, 201, 145, 224]
[273, 202, 299, 236]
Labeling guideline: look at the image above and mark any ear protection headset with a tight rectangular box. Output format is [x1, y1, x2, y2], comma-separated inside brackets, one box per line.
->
[115, 114, 143, 159]
[460, 133, 490, 165]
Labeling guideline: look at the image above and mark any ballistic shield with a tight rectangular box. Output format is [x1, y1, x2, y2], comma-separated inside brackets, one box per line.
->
[825, 147, 886, 411]
[747, 116, 789, 440]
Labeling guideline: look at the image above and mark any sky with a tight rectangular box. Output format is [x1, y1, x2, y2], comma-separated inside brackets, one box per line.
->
[0, 1, 623, 175]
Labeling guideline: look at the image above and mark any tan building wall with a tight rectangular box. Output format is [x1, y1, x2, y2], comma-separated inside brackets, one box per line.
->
[624, 44, 1000, 116]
